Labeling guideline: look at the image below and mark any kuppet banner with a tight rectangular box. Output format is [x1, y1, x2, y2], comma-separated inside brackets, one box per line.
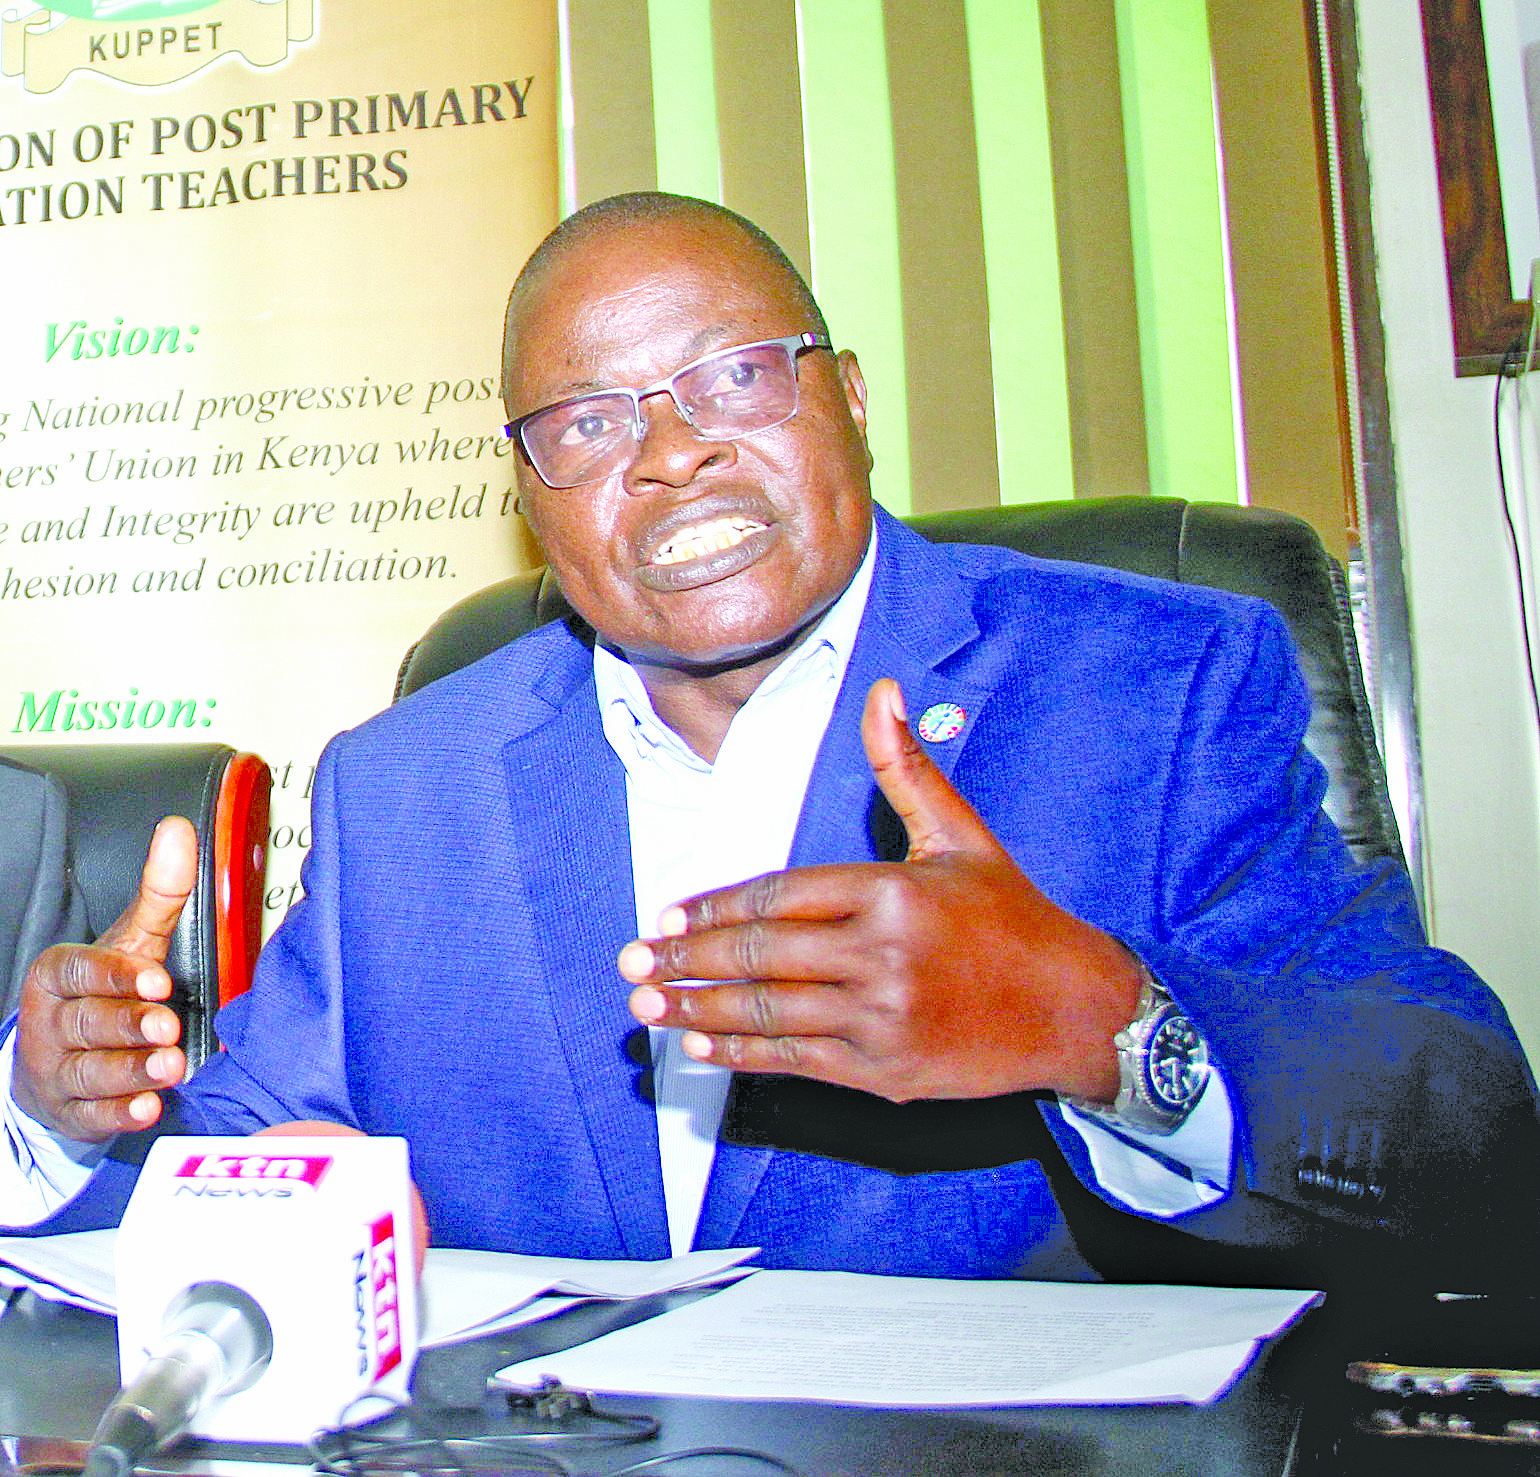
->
[0, 0, 559, 926]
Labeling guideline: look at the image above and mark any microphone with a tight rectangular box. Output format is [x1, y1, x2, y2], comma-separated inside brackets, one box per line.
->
[107, 1134, 419, 1444]
[87, 1282, 272, 1477]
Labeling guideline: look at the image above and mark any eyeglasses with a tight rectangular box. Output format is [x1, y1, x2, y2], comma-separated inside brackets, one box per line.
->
[505, 332, 833, 489]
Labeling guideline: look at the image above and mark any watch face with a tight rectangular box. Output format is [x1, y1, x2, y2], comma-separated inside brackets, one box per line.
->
[1145, 1011, 1209, 1112]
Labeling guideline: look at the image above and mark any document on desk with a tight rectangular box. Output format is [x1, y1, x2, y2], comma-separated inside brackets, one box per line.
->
[495, 1272, 1320, 1406]
[0, 1229, 758, 1346]
[417, 1246, 757, 1345]
[0, 1228, 114, 1314]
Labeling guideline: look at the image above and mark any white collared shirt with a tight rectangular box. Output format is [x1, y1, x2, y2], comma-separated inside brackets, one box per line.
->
[596, 531, 880, 1254]
[595, 523, 1232, 1254]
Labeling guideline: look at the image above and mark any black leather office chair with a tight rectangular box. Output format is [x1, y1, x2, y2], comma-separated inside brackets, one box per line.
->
[395, 496, 1403, 873]
[0, 744, 271, 1072]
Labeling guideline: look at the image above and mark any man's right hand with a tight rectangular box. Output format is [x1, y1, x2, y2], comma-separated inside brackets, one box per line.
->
[14, 816, 197, 1142]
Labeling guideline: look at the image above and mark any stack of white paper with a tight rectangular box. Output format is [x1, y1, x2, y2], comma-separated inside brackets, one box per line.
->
[0, 1228, 114, 1313]
[0, 1230, 757, 1346]
[416, 1247, 756, 1344]
[0, 1231, 1318, 1406]
[495, 1271, 1321, 1406]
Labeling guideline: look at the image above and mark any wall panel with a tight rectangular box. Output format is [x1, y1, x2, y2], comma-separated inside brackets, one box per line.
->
[567, 0, 656, 204]
[1038, 0, 1150, 500]
[556, 0, 1346, 535]
[886, 0, 1000, 513]
[796, 0, 912, 513]
[1113, 0, 1240, 503]
[712, 0, 811, 281]
[648, 0, 720, 199]
[1211, 0, 1357, 554]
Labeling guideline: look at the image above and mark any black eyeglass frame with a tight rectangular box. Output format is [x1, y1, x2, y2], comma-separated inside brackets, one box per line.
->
[503, 331, 834, 488]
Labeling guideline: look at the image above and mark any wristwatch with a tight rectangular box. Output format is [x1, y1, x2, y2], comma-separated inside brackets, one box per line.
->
[1068, 967, 1210, 1136]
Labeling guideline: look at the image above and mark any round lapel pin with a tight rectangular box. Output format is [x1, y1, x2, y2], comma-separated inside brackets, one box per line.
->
[917, 701, 967, 743]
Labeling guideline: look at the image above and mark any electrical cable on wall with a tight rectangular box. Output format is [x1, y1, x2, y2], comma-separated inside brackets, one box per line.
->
[1493, 330, 1540, 742]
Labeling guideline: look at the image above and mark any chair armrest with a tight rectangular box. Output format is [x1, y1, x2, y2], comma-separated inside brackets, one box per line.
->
[213, 751, 272, 1011]
[0, 745, 272, 1073]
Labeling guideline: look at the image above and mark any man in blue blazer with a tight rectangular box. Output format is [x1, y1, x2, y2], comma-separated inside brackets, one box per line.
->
[10, 194, 1538, 1291]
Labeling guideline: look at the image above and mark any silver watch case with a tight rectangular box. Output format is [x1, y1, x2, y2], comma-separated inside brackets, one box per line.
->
[1075, 975, 1210, 1136]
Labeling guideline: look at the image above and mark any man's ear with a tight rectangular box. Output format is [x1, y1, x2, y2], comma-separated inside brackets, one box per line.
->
[837, 350, 873, 469]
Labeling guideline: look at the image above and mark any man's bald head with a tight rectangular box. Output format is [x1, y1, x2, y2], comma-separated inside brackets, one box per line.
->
[496, 189, 873, 719]
[502, 192, 828, 392]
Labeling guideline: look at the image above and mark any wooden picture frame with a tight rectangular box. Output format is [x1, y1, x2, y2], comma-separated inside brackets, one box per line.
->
[1421, 0, 1533, 374]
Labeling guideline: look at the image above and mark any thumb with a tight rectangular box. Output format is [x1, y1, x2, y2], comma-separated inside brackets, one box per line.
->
[861, 679, 1000, 863]
[97, 815, 198, 962]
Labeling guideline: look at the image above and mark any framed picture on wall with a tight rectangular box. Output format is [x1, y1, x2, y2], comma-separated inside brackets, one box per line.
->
[1421, 0, 1538, 373]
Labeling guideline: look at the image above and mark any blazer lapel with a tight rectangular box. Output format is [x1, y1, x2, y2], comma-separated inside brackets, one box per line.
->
[702, 514, 1002, 1245]
[499, 643, 669, 1259]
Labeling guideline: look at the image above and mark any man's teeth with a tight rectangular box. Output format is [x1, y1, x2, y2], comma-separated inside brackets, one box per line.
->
[651, 516, 766, 565]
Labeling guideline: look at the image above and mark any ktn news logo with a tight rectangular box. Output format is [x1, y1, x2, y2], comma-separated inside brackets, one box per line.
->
[173, 1150, 334, 1191]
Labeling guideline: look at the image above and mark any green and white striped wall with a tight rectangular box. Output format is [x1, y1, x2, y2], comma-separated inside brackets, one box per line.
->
[559, 0, 1349, 548]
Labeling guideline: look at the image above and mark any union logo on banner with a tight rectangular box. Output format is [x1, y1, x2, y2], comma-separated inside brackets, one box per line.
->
[2, 0, 315, 94]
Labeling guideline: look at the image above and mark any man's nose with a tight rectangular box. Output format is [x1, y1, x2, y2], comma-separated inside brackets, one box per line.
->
[623, 388, 732, 491]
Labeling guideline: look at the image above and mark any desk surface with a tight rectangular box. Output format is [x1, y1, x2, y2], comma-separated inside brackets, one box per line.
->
[0, 1289, 1313, 1477]
[8, 1282, 1540, 1476]
[22, 1286, 1540, 1477]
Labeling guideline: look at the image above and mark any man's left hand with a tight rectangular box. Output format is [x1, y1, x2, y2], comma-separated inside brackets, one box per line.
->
[622, 678, 1143, 1104]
